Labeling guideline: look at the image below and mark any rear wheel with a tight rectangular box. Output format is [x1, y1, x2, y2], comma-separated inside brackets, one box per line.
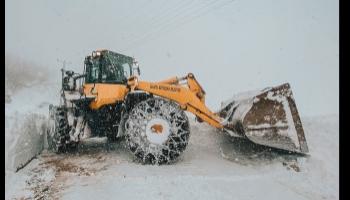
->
[125, 98, 190, 164]
[47, 105, 72, 153]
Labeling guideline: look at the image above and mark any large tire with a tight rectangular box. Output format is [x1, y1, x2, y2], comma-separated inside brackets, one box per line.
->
[47, 106, 71, 153]
[125, 98, 190, 164]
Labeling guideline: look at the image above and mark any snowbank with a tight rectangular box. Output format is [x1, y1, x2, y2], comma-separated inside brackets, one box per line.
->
[5, 56, 60, 172]
[5, 112, 47, 172]
[5, 83, 60, 171]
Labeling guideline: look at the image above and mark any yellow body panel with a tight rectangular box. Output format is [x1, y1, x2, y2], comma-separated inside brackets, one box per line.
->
[127, 74, 224, 129]
[83, 83, 129, 110]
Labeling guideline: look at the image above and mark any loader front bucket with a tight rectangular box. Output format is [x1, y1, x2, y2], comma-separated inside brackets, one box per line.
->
[218, 83, 308, 153]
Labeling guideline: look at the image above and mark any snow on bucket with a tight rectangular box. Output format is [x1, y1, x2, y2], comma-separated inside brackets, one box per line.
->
[218, 83, 308, 153]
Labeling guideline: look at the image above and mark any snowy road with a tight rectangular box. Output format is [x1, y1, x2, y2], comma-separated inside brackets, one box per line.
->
[6, 115, 338, 200]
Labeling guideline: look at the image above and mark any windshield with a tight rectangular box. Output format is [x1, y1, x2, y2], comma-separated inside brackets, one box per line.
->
[85, 52, 132, 84]
[86, 59, 100, 83]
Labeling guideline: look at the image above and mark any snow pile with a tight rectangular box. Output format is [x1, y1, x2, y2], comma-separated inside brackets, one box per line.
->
[5, 56, 60, 172]
[5, 112, 46, 172]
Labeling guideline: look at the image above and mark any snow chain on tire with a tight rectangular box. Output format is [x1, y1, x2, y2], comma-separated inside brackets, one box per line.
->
[47, 105, 72, 153]
[125, 98, 190, 164]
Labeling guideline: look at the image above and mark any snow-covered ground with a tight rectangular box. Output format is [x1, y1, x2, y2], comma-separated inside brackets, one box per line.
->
[5, 113, 338, 200]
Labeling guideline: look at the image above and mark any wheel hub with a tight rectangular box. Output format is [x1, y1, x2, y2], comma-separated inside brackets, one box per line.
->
[151, 124, 163, 134]
[145, 118, 170, 144]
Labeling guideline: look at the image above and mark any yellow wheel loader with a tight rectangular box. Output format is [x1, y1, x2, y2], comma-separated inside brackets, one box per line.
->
[47, 49, 308, 164]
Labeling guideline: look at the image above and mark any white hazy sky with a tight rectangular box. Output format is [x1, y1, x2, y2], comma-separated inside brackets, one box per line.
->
[5, 0, 338, 117]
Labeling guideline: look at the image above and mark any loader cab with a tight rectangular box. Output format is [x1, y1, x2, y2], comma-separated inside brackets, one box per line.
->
[84, 50, 138, 84]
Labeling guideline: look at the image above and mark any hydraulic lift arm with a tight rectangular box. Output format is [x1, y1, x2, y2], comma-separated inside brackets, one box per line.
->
[127, 73, 224, 129]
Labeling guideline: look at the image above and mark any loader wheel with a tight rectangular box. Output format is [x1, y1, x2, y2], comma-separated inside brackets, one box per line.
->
[47, 106, 71, 153]
[125, 98, 190, 164]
